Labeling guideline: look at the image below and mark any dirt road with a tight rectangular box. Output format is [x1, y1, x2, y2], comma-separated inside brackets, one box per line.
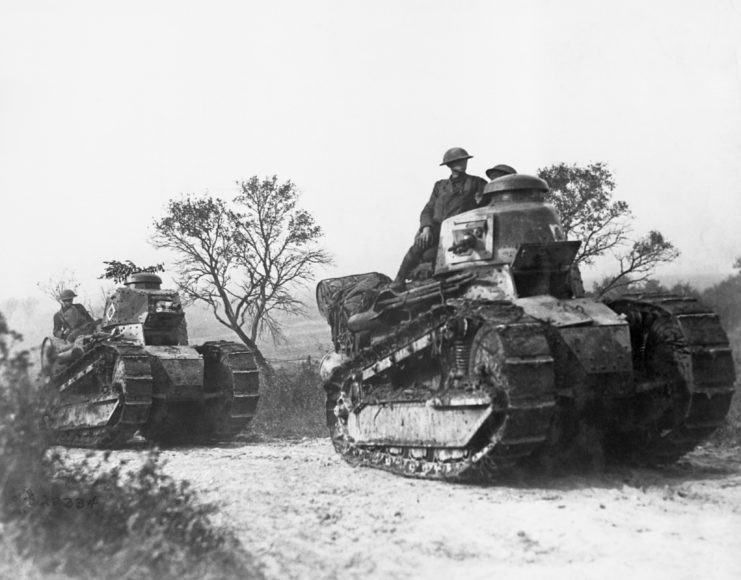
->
[110, 438, 737, 580]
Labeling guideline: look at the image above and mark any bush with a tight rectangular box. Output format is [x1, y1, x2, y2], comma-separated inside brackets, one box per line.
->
[0, 311, 263, 580]
[252, 357, 327, 438]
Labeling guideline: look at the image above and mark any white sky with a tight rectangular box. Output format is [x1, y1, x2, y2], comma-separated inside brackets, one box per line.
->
[1, 0, 741, 301]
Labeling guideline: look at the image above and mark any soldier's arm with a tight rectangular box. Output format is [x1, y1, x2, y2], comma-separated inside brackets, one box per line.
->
[52, 313, 64, 338]
[473, 176, 488, 206]
[419, 182, 440, 231]
[76, 304, 94, 323]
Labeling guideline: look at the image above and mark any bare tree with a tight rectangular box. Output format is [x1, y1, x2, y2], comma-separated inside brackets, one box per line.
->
[152, 175, 333, 368]
[592, 231, 680, 298]
[37, 269, 114, 319]
[538, 162, 679, 297]
[36, 269, 80, 303]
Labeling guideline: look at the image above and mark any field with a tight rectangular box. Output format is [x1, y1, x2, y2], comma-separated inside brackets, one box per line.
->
[57, 439, 741, 580]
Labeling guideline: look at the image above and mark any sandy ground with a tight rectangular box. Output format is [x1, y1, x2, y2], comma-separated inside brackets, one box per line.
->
[66, 439, 741, 580]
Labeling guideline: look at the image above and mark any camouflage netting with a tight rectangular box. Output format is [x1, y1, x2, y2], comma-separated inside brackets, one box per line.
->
[316, 272, 391, 351]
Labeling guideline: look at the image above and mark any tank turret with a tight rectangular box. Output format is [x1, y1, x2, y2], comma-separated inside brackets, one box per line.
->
[435, 174, 580, 300]
[124, 273, 163, 290]
[103, 275, 186, 346]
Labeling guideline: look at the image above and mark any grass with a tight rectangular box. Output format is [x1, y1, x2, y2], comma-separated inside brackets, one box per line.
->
[251, 357, 327, 439]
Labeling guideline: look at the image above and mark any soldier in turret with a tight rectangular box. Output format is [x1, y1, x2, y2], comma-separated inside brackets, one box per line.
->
[485, 164, 517, 181]
[390, 147, 487, 291]
[52, 289, 94, 342]
[476, 164, 517, 204]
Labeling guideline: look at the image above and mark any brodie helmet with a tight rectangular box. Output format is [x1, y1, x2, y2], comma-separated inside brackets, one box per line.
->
[59, 289, 77, 301]
[440, 147, 473, 166]
[485, 164, 517, 180]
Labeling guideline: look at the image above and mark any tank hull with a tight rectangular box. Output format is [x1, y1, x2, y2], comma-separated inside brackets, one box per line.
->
[317, 174, 736, 480]
[322, 289, 735, 480]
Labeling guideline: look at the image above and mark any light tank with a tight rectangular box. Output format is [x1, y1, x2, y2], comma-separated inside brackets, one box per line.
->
[316, 174, 736, 479]
[40, 273, 260, 447]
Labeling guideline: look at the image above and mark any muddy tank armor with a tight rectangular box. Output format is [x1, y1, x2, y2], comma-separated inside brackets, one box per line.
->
[316, 174, 736, 480]
[40, 274, 260, 447]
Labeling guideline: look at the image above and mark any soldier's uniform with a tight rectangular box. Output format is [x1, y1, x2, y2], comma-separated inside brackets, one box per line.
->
[53, 300, 94, 341]
[420, 173, 487, 234]
[394, 172, 486, 284]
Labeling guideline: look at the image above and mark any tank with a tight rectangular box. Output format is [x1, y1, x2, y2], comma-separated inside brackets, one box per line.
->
[40, 273, 260, 447]
[316, 175, 736, 479]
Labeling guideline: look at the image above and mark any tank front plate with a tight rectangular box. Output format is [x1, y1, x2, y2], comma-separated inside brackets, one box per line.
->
[347, 397, 492, 448]
[47, 393, 120, 430]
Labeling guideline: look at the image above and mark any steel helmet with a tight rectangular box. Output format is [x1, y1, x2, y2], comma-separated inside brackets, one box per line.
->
[440, 147, 473, 166]
[59, 289, 77, 301]
[485, 164, 517, 180]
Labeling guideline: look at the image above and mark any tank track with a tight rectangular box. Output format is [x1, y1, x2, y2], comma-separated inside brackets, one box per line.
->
[325, 302, 556, 481]
[198, 341, 260, 440]
[46, 343, 153, 448]
[607, 294, 736, 463]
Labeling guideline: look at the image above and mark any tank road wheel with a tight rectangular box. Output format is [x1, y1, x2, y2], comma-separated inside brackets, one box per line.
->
[47, 345, 153, 448]
[606, 296, 736, 463]
[197, 341, 261, 441]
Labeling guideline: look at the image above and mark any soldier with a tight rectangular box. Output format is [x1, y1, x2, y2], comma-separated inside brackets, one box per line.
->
[390, 147, 487, 291]
[52, 289, 94, 341]
[485, 163, 517, 181]
[476, 164, 517, 204]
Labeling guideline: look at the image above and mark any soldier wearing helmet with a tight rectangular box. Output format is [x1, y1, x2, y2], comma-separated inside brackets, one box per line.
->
[52, 289, 94, 341]
[485, 163, 517, 181]
[476, 164, 517, 204]
[390, 147, 487, 290]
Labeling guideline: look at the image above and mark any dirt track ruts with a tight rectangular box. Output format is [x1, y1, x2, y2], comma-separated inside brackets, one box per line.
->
[67, 439, 741, 580]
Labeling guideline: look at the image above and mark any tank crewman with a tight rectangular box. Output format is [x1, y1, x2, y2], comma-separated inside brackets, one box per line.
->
[485, 164, 517, 181]
[53, 289, 94, 341]
[390, 147, 487, 291]
[476, 164, 517, 204]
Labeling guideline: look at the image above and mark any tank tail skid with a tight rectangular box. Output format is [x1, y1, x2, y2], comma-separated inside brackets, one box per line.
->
[199, 341, 261, 440]
[606, 294, 736, 463]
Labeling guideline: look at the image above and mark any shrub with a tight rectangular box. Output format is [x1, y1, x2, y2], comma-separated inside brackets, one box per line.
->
[252, 357, 327, 438]
[0, 311, 263, 580]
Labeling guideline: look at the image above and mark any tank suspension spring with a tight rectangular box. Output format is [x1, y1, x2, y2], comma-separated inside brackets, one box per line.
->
[453, 340, 471, 375]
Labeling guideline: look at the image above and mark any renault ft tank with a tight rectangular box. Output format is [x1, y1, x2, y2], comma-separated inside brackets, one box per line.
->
[316, 175, 736, 480]
[40, 274, 260, 447]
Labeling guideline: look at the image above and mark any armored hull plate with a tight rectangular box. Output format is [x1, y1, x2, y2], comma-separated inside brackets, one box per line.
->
[348, 395, 493, 447]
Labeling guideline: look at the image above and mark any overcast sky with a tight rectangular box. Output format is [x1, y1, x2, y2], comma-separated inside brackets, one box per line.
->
[1, 0, 740, 302]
